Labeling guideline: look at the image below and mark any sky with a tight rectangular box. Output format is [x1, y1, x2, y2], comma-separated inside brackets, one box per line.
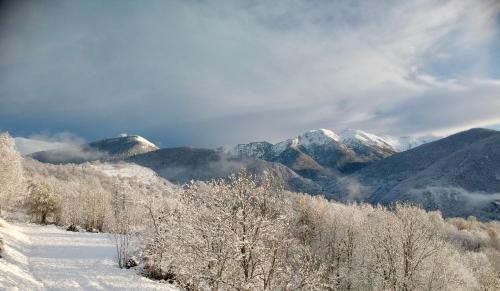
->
[1, 0, 500, 151]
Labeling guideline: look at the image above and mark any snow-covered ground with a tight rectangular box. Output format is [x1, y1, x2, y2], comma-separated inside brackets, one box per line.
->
[0, 219, 178, 290]
[90, 162, 162, 183]
[89, 162, 177, 190]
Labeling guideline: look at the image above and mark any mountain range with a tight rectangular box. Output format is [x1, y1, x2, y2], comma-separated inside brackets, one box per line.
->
[27, 128, 500, 220]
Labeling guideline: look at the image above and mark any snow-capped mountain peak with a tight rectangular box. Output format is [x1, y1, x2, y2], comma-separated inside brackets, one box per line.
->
[339, 129, 394, 149]
[298, 129, 340, 146]
[129, 135, 158, 149]
[228, 128, 438, 166]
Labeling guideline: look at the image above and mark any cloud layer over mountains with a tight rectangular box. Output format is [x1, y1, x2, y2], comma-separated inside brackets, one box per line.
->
[1, 0, 499, 146]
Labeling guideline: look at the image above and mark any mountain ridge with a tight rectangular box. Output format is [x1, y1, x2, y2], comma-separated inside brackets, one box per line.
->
[330, 128, 500, 220]
[27, 127, 500, 219]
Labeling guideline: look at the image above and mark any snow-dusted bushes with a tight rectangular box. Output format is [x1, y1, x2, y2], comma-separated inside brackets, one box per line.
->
[142, 172, 500, 290]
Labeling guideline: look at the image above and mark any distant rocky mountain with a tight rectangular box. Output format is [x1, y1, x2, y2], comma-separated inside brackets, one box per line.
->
[230, 129, 403, 186]
[30, 135, 158, 163]
[127, 147, 322, 194]
[329, 128, 500, 220]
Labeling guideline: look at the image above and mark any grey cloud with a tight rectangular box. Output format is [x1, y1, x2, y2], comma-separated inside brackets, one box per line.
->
[376, 80, 500, 136]
[0, 0, 499, 146]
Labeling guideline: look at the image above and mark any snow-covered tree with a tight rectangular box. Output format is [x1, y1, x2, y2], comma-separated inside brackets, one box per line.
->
[26, 179, 60, 224]
[111, 179, 137, 268]
[291, 195, 372, 290]
[82, 186, 111, 232]
[59, 181, 84, 229]
[364, 204, 471, 290]
[144, 170, 295, 290]
[0, 132, 25, 215]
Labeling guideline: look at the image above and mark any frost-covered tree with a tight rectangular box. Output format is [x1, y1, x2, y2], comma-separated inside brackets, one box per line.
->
[0, 132, 25, 215]
[22, 159, 173, 232]
[59, 181, 84, 229]
[144, 170, 295, 290]
[291, 195, 372, 290]
[111, 179, 138, 268]
[364, 204, 469, 290]
[82, 186, 111, 232]
[26, 179, 60, 224]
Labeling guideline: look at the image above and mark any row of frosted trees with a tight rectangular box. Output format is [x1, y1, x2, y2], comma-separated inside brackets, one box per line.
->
[142, 172, 500, 290]
[1, 132, 499, 290]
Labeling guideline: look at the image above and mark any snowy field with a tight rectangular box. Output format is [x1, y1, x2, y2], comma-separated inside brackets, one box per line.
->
[0, 219, 178, 290]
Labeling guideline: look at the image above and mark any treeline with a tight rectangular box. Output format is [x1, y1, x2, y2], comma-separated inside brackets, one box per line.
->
[21, 158, 174, 231]
[1, 132, 499, 290]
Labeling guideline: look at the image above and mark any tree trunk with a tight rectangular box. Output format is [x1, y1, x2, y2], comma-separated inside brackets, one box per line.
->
[41, 211, 47, 224]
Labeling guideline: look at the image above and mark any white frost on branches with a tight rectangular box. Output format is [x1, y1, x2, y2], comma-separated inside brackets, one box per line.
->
[0, 132, 25, 216]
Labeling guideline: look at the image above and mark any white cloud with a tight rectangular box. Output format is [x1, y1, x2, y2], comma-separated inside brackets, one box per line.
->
[14, 133, 85, 155]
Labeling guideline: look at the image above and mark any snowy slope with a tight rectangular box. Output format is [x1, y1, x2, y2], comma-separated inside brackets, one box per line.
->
[89, 162, 176, 188]
[0, 219, 178, 290]
[338, 129, 397, 159]
[296, 129, 340, 147]
[339, 129, 395, 150]
[338, 129, 437, 153]
[385, 135, 439, 151]
[0, 220, 43, 290]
